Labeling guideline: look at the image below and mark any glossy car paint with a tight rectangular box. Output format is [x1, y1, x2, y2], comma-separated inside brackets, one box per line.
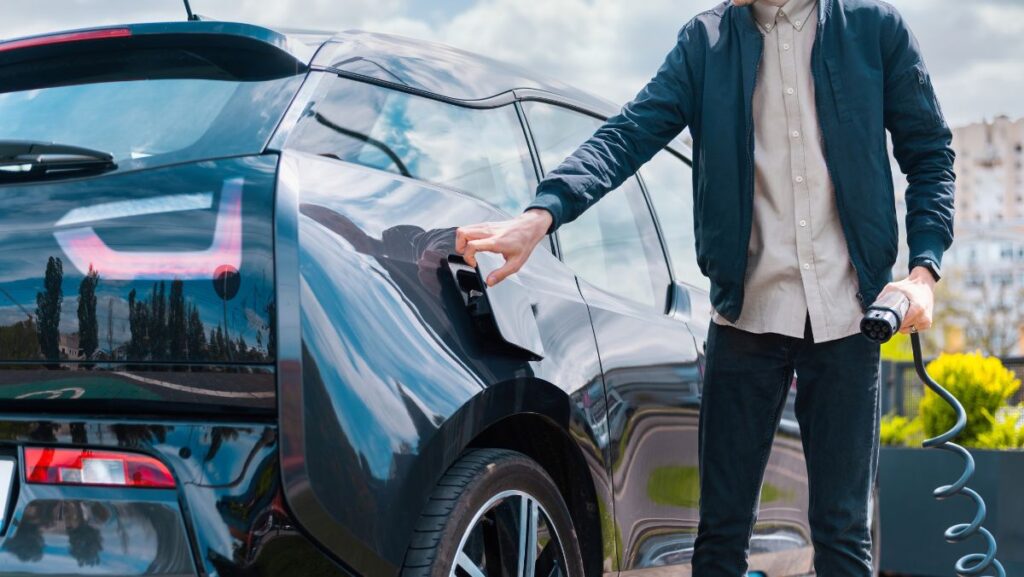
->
[0, 21, 820, 577]
[275, 151, 613, 575]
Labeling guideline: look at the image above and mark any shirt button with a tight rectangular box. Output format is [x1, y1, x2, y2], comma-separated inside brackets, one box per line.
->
[800, 219, 808, 227]
[783, 43, 791, 50]
[791, 130, 801, 138]
[795, 175, 805, 183]
[803, 263, 811, 270]
[795, 20, 803, 27]
[786, 87, 795, 95]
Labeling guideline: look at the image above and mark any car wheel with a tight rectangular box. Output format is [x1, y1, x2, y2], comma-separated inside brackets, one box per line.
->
[402, 448, 585, 577]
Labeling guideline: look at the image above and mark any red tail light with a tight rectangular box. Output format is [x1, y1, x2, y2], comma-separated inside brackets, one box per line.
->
[0, 28, 132, 53]
[24, 447, 175, 489]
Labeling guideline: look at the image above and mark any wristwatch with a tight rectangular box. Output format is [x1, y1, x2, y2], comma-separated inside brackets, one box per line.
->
[914, 258, 942, 283]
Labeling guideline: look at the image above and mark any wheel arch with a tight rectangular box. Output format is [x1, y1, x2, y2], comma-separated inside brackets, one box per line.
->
[400, 377, 607, 577]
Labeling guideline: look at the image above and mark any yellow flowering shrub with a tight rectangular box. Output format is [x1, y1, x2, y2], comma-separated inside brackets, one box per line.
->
[880, 414, 925, 447]
[974, 407, 1024, 450]
[919, 352, 1021, 446]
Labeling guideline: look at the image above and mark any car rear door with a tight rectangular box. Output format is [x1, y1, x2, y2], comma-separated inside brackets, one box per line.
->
[272, 74, 612, 576]
[521, 101, 704, 573]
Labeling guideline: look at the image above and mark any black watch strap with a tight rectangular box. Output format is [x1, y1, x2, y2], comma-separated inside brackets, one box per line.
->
[915, 259, 941, 282]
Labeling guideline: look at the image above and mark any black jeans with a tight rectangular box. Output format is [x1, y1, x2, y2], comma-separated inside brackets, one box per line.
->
[691, 317, 881, 576]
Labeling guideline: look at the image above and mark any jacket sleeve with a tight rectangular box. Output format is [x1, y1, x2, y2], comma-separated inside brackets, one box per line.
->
[881, 5, 956, 273]
[525, 22, 699, 232]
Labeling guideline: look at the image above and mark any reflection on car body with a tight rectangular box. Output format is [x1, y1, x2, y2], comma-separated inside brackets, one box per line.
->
[0, 21, 823, 577]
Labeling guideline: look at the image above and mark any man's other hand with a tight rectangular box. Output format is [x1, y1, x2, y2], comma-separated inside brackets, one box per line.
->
[455, 209, 553, 286]
[879, 266, 937, 334]
[732, 0, 757, 6]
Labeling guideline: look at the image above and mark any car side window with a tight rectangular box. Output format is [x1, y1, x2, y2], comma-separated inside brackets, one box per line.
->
[523, 102, 671, 311]
[288, 76, 536, 215]
[641, 149, 709, 291]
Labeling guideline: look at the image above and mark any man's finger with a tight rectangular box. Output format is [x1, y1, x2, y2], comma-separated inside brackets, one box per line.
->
[486, 257, 522, 286]
[455, 226, 487, 254]
[463, 238, 499, 267]
[900, 304, 925, 334]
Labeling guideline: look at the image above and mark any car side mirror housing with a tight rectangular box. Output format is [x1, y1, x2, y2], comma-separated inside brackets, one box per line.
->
[668, 281, 692, 321]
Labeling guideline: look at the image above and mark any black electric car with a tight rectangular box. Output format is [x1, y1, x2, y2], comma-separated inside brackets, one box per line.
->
[0, 21, 823, 577]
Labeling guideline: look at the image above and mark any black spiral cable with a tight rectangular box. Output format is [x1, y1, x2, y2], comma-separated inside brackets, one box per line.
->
[862, 292, 1004, 577]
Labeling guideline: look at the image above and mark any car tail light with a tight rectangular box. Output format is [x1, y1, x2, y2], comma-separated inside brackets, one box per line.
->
[24, 447, 175, 489]
[53, 178, 244, 281]
[0, 28, 132, 53]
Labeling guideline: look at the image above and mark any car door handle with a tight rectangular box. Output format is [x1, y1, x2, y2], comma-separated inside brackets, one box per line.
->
[447, 253, 545, 360]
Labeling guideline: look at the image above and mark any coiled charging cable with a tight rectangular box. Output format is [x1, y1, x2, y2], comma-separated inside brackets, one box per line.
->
[862, 292, 1005, 577]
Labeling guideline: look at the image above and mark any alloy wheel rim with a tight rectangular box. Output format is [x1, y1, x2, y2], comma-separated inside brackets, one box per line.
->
[451, 489, 570, 577]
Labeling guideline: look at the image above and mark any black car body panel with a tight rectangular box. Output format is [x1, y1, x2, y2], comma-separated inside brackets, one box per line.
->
[275, 152, 612, 575]
[0, 21, 815, 577]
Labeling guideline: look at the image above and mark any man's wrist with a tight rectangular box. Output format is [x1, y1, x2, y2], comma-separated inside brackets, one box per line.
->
[909, 265, 938, 287]
[521, 208, 554, 234]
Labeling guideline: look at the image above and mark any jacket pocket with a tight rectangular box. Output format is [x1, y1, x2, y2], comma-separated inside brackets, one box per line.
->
[824, 56, 854, 124]
[900, 63, 945, 129]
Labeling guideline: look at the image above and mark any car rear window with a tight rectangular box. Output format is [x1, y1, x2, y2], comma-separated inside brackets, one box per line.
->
[0, 45, 305, 170]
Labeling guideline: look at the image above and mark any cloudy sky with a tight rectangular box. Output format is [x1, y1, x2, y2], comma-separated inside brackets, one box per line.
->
[2, 0, 1021, 127]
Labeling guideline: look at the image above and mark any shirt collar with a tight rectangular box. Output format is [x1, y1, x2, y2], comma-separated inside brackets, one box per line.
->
[751, 0, 818, 33]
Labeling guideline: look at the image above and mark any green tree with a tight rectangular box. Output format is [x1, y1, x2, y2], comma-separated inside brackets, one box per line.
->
[77, 265, 99, 360]
[0, 318, 41, 360]
[148, 282, 167, 359]
[35, 256, 63, 361]
[186, 304, 207, 361]
[168, 280, 186, 359]
[127, 289, 148, 359]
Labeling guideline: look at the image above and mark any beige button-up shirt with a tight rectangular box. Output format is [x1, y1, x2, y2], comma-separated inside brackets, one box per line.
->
[712, 0, 863, 343]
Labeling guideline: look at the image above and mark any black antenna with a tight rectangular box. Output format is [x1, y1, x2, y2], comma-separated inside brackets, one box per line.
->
[183, 0, 199, 21]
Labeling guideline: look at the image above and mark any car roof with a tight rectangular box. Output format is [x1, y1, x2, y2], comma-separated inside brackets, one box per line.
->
[308, 30, 620, 113]
[1, 21, 690, 156]
[298, 29, 692, 156]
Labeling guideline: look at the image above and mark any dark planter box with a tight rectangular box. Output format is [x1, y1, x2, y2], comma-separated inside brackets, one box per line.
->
[879, 447, 1024, 576]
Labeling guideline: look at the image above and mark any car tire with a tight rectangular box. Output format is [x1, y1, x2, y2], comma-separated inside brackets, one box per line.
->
[402, 448, 585, 577]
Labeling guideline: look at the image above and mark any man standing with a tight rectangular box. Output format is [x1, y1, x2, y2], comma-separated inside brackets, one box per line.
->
[456, 0, 953, 574]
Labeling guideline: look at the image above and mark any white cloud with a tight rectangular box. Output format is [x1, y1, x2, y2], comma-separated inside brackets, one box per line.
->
[0, 0, 1021, 126]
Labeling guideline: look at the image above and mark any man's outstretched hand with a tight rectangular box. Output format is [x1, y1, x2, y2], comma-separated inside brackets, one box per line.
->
[455, 209, 553, 286]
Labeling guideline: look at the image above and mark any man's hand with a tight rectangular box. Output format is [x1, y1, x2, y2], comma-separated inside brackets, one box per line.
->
[455, 209, 553, 286]
[878, 266, 937, 334]
[732, 0, 757, 5]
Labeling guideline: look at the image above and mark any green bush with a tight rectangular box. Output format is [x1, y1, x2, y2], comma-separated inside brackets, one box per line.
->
[974, 407, 1024, 450]
[880, 414, 924, 447]
[880, 354, 1024, 450]
[918, 352, 1020, 446]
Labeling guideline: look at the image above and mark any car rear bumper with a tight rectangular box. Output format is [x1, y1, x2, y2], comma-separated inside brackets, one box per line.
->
[0, 416, 351, 577]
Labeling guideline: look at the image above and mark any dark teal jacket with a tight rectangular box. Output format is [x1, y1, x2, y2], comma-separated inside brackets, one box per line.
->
[527, 0, 955, 322]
